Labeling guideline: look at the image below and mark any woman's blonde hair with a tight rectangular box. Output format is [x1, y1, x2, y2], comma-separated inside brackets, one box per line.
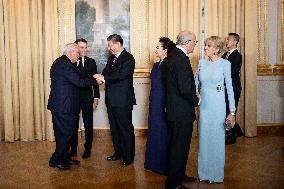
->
[204, 36, 224, 55]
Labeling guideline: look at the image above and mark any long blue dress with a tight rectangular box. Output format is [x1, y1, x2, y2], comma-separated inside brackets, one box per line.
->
[195, 58, 235, 182]
[144, 61, 169, 175]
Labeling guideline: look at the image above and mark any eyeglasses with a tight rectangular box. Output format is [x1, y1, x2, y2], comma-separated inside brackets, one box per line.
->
[188, 40, 198, 45]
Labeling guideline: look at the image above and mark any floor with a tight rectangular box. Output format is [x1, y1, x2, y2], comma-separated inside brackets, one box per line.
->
[0, 134, 283, 189]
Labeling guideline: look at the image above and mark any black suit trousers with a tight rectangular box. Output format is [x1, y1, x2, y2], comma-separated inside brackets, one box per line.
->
[106, 104, 135, 162]
[71, 101, 94, 151]
[50, 112, 76, 165]
[165, 119, 193, 189]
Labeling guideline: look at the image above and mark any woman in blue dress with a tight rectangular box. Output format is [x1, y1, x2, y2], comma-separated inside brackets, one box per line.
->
[144, 37, 175, 175]
[195, 36, 236, 183]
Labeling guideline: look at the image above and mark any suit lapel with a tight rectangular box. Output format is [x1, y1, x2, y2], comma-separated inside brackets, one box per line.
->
[111, 49, 126, 70]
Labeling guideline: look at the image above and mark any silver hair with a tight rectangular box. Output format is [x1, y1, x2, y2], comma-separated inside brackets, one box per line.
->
[62, 43, 77, 55]
[176, 32, 192, 45]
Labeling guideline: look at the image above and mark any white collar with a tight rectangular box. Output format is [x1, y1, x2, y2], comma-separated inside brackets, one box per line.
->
[77, 56, 85, 67]
[228, 48, 237, 54]
[176, 45, 188, 56]
[115, 49, 124, 58]
[66, 55, 73, 63]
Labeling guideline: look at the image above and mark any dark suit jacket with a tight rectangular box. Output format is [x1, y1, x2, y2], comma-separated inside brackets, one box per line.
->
[47, 55, 98, 115]
[164, 47, 199, 122]
[222, 49, 242, 94]
[76, 56, 100, 102]
[102, 49, 136, 107]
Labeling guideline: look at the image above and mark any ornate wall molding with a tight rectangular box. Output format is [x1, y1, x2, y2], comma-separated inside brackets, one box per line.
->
[134, 68, 150, 78]
[257, 0, 284, 76]
[257, 64, 284, 75]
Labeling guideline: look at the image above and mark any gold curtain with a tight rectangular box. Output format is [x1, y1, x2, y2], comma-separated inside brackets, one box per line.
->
[131, 0, 201, 71]
[0, 0, 75, 142]
[0, 0, 4, 140]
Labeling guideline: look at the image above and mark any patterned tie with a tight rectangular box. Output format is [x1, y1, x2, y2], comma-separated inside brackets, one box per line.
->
[112, 57, 118, 66]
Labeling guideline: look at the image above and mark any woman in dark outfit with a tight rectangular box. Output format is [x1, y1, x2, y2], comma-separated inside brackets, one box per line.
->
[144, 37, 175, 175]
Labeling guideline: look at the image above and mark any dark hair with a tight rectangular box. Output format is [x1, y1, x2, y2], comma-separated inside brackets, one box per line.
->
[228, 33, 240, 44]
[107, 34, 123, 46]
[159, 37, 176, 55]
[74, 38, 88, 44]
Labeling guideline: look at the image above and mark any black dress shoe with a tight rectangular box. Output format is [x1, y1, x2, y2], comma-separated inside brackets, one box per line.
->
[68, 149, 77, 157]
[225, 135, 236, 145]
[182, 175, 197, 182]
[49, 160, 57, 168]
[56, 164, 70, 170]
[49, 161, 70, 170]
[174, 185, 190, 189]
[122, 160, 133, 166]
[69, 159, 80, 165]
[82, 150, 91, 159]
[106, 154, 121, 161]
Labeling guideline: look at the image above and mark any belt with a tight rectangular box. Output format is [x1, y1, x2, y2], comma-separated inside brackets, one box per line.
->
[201, 85, 225, 92]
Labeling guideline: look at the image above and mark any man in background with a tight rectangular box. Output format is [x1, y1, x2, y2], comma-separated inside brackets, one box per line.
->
[69, 38, 100, 159]
[223, 33, 243, 145]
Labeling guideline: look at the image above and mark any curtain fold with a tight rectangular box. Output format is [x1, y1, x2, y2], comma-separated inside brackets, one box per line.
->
[0, 0, 75, 142]
[0, 0, 5, 140]
[131, 0, 201, 69]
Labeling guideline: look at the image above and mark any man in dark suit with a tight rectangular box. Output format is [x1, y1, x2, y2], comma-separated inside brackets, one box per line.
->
[222, 33, 243, 145]
[69, 38, 100, 159]
[47, 43, 98, 170]
[95, 34, 136, 166]
[164, 30, 200, 189]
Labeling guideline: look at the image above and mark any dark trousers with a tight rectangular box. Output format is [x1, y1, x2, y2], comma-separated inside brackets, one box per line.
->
[71, 101, 94, 152]
[50, 112, 76, 165]
[165, 119, 193, 189]
[106, 104, 135, 162]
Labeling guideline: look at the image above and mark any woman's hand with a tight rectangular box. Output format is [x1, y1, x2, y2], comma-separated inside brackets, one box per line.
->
[226, 113, 236, 127]
[197, 92, 201, 106]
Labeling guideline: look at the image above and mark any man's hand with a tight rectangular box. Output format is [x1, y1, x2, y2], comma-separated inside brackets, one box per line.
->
[93, 98, 99, 111]
[93, 74, 104, 84]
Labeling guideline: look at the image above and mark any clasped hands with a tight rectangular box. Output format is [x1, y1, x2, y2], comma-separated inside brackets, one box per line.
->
[93, 74, 104, 85]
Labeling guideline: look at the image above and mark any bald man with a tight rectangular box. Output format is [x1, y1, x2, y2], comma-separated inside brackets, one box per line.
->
[164, 30, 199, 189]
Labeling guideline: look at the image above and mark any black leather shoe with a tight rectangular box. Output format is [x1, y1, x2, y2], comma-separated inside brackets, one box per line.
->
[49, 160, 57, 168]
[106, 154, 121, 161]
[174, 185, 190, 189]
[69, 159, 80, 165]
[182, 175, 197, 182]
[56, 164, 70, 170]
[82, 150, 91, 159]
[122, 160, 133, 166]
[225, 135, 236, 145]
[68, 149, 77, 157]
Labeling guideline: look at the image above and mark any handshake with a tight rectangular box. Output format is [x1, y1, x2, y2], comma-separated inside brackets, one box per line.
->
[93, 74, 104, 85]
